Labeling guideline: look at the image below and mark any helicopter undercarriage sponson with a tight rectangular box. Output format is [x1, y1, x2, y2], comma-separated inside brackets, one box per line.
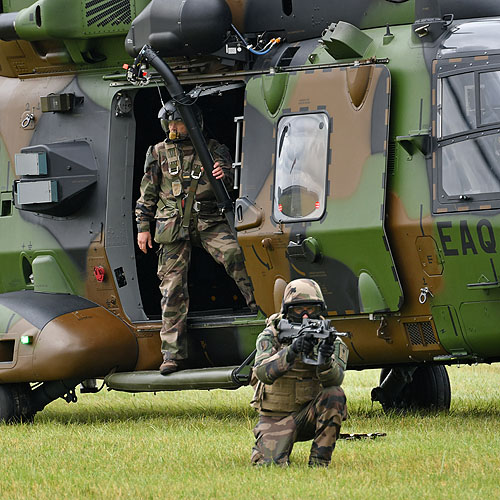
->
[0, 290, 138, 383]
[0, 290, 139, 421]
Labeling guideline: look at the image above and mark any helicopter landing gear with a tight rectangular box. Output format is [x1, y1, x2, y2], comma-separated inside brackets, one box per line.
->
[0, 383, 34, 423]
[0, 379, 83, 424]
[371, 365, 451, 413]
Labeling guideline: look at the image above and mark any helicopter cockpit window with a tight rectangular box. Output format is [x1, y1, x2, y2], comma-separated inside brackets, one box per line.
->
[480, 71, 500, 126]
[440, 72, 476, 137]
[441, 133, 500, 197]
[273, 113, 329, 222]
[437, 68, 500, 209]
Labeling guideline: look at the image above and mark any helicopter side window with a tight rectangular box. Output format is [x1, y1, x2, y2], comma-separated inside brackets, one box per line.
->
[439, 72, 476, 138]
[273, 113, 329, 222]
[480, 71, 500, 126]
[436, 67, 500, 208]
[441, 133, 500, 197]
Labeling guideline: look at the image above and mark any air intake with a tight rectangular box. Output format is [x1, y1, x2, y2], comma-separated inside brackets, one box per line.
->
[85, 0, 132, 32]
[404, 321, 438, 346]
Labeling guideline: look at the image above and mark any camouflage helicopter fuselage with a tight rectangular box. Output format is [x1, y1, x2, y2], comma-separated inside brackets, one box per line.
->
[0, 0, 500, 417]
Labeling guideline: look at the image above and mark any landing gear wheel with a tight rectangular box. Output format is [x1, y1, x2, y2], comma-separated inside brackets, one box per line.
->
[0, 383, 34, 423]
[379, 365, 451, 413]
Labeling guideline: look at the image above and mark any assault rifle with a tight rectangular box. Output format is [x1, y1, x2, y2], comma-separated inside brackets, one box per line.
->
[277, 318, 351, 366]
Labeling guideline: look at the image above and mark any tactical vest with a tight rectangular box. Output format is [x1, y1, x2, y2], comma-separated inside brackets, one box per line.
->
[158, 141, 205, 203]
[253, 359, 321, 413]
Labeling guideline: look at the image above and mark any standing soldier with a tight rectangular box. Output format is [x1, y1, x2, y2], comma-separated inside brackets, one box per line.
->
[135, 100, 255, 375]
[250, 279, 348, 467]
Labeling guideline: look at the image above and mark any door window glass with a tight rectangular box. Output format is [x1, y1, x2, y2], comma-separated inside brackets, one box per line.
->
[480, 71, 500, 126]
[273, 113, 329, 222]
[441, 72, 476, 137]
[441, 133, 500, 197]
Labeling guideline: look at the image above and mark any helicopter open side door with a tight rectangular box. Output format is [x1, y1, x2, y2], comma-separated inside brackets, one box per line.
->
[236, 64, 403, 316]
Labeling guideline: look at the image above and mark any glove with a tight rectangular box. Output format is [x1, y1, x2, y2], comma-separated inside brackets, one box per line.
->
[317, 339, 334, 367]
[319, 339, 334, 359]
[291, 334, 315, 355]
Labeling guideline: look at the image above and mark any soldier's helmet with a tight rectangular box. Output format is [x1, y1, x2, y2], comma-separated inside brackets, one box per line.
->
[281, 279, 326, 320]
[158, 99, 203, 138]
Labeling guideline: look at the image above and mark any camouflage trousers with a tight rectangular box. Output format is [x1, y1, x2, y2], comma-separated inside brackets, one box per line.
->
[158, 219, 255, 360]
[251, 386, 347, 467]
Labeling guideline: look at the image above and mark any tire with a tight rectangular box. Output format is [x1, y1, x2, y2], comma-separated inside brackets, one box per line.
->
[0, 385, 15, 422]
[0, 384, 34, 423]
[379, 365, 451, 412]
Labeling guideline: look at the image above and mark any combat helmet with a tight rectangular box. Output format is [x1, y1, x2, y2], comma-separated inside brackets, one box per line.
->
[158, 99, 203, 140]
[281, 279, 326, 319]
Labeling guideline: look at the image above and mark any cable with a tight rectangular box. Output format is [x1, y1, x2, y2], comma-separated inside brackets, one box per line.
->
[230, 24, 281, 56]
[232, 23, 247, 45]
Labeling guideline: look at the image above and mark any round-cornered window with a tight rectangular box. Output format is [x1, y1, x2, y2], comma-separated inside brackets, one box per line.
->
[273, 112, 329, 223]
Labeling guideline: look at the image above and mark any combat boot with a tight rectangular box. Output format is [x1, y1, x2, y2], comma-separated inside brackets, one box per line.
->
[159, 353, 180, 375]
[308, 456, 330, 467]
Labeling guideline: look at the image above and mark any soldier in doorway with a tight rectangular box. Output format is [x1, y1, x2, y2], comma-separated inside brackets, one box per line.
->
[135, 100, 255, 374]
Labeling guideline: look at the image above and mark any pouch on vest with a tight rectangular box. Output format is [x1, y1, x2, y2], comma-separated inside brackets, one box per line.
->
[172, 179, 182, 197]
[250, 378, 265, 410]
[295, 378, 320, 405]
[154, 212, 182, 244]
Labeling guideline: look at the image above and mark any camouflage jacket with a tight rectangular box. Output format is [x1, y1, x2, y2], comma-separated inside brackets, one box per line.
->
[251, 313, 348, 414]
[135, 138, 233, 233]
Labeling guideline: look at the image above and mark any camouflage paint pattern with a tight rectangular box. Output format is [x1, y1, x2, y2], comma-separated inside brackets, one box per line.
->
[1, 0, 500, 391]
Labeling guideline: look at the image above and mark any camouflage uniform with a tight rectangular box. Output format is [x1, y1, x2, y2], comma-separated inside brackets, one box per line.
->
[135, 138, 255, 360]
[250, 279, 348, 467]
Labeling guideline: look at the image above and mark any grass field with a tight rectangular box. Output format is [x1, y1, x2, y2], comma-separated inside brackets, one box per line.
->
[1, 364, 500, 500]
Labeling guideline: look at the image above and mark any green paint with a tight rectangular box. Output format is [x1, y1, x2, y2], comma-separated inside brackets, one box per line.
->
[246, 74, 297, 125]
[432, 305, 470, 354]
[460, 301, 500, 355]
[358, 271, 388, 312]
[309, 153, 402, 311]
[77, 73, 117, 111]
[0, 304, 20, 334]
[322, 22, 374, 60]
[361, 0, 415, 28]
[261, 73, 289, 116]
[32, 254, 74, 294]
[15, 1, 130, 40]
[2, 0, 35, 12]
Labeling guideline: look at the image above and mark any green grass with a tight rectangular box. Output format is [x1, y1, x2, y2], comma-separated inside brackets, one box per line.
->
[1, 365, 500, 499]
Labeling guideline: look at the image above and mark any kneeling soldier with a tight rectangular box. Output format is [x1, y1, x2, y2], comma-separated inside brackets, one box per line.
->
[250, 278, 348, 467]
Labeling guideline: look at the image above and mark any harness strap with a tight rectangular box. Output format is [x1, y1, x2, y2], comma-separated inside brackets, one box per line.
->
[163, 140, 216, 228]
[181, 158, 203, 229]
[164, 142, 184, 216]
[165, 143, 181, 176]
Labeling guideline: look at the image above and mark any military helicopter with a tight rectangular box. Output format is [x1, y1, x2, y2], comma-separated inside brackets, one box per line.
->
[1, 0, 500, 422]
